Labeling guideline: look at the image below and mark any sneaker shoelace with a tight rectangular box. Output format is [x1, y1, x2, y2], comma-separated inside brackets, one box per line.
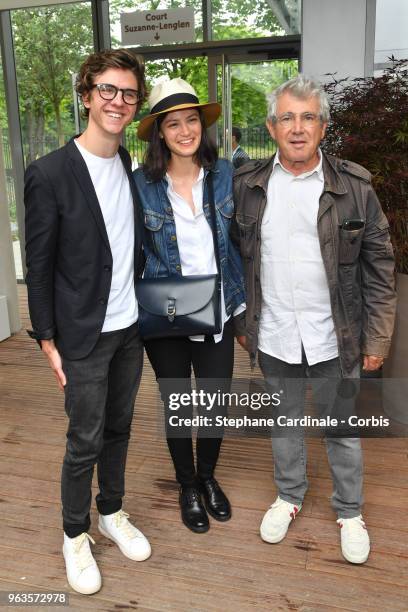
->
[270, 497, 300, 520]
[337, 516, 367, 541]
[73, 533, 96, 571]
[113, 510, 141, 540]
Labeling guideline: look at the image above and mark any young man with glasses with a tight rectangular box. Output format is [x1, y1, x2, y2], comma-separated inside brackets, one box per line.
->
[25, 49, 150, 595]
[232, 75, 396, 565]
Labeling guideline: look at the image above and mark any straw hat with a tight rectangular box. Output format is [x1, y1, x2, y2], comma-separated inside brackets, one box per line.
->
[137, 78, 221, 141]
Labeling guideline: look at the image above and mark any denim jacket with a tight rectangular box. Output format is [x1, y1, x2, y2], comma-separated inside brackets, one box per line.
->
[133, 158, 246, 329]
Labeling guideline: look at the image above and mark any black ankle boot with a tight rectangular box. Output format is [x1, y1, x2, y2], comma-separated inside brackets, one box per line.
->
[199, 477, 231, 521]
[179, 486, 209, 533]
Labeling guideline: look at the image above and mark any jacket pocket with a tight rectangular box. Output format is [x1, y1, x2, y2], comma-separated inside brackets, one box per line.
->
[144, 210, 166, 259]
[216, 195, 234, 219]
[338, 227, 364, 264]
[144, 210, 165, 232]
[235, 215, 257, 259]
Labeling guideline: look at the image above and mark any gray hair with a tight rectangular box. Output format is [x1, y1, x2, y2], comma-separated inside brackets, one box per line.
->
[266, 74, 330, 124]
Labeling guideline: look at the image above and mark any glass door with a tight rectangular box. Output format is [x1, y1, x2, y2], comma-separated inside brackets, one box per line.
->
[2, 1, 94, 280]
[131, 53, 298, 168]
[211, 55, 298, 163]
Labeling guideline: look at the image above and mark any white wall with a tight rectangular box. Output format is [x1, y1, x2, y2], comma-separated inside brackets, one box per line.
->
[301, 0, 369, 81]
[375, 0, 408, 64]
[0, 141, 21, 335]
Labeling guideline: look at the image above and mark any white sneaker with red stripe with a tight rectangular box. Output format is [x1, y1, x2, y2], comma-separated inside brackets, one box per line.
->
[337, 514, 370, 564]
[260, 496, 302, 544]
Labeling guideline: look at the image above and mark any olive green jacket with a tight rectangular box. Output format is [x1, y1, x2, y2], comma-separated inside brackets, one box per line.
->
[232, 153, 396, 376]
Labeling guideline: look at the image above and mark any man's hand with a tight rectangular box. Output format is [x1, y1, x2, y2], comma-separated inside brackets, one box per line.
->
[41, 339, 66, 390]
[236, 335, 248, 351]
[363, 355, 384, 371]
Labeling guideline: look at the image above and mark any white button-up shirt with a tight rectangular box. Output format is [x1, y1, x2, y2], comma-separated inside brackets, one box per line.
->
[166, 168, 236, 343]
[258, 150, 338, 365]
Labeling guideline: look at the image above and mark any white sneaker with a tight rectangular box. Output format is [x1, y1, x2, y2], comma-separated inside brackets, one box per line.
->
[63, 532, 101, 595]
[98, 510, 151, 561]
[337, 514, 370, 564]
[260, 496, 302, 544]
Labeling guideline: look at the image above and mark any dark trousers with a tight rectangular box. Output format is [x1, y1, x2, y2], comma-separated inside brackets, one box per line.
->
[144, 319, 234, 487]
[61, 322, 143, 538]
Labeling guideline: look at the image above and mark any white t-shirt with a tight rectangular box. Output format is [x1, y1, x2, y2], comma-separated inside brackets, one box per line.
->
[75, 140, 138, 332]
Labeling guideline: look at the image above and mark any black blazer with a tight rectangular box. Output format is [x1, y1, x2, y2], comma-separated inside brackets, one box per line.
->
[24, 137, 144, 360]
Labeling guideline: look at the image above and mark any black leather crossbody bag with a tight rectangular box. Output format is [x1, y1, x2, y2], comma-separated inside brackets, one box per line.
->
[135, 172, 222, 340]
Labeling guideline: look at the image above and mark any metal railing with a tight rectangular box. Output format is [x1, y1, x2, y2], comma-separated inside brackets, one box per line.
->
[124, 126, 276, 166]
[1, 132, 17, 226]
[2, 126, 276, 184]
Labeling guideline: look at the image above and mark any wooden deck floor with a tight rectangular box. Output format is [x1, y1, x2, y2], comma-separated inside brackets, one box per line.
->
[0, 286, 407, 612]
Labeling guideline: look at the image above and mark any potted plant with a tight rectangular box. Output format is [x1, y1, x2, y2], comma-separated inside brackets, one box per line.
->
[323, 58, 408, 423]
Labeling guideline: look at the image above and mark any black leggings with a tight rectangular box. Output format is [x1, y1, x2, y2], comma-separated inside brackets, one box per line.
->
[144, 319, 234, 487]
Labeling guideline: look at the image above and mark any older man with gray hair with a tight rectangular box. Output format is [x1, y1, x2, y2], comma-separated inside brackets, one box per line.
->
[232, 74, 396, 563]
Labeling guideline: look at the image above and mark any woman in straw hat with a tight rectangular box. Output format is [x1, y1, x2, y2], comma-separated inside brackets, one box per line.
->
[133, 78, 246, 533]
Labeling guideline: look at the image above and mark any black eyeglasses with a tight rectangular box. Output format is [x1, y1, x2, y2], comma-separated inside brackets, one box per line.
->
[92, 83, 141, 105]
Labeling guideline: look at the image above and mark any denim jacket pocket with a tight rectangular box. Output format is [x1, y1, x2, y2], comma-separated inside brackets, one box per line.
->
[144, 210, 165, 231]
[144, 210, 166, 260]
[216, 195, 234, 219]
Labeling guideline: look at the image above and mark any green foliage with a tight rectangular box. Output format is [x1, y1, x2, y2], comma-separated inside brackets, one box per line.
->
[0, 54, 7, 130]
[229, 60, 298, 126]
[211, 0, 282, 39]
[323, 59, 408, 274]
[11, 4, 93, 163]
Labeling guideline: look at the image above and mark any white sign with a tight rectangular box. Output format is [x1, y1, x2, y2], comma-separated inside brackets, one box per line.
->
[121, 8, 195, 46]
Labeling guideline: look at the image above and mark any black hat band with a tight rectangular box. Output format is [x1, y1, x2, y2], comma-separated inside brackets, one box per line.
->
[150, 92, 199, 115]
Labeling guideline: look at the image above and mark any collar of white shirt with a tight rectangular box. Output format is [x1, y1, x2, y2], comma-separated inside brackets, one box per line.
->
[273, 148, 324, 181]
[166, 167, 204, 190]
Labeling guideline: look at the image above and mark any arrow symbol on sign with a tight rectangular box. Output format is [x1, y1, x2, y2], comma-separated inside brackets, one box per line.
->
[154, 32, 160, 40]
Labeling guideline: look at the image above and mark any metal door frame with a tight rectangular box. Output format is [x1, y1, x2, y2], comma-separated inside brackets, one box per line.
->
[138, 36, 300, 158]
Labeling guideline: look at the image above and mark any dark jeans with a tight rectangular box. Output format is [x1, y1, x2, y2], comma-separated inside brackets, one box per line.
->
[144, 319, 234, 487]
[258, 350, 363, 518]
[61, 322, 143, 538]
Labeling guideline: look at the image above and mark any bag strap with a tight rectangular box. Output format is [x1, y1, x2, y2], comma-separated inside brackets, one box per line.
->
[206, 170, 221, 276]
[206, 171, 222, 336]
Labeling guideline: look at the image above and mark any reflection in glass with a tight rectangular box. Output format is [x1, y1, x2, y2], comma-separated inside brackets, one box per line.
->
[217, 59, 298, 160]
[212, 0, 301, 40]
[0, 46, 18, 250]
[11, 2, 93, 167]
